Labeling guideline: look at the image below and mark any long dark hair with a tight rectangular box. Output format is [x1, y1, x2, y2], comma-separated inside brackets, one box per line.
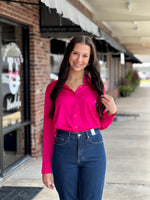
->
[50, 35, 105, 120]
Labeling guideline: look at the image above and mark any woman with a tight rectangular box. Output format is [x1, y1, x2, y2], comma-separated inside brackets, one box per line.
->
[42, 35, 117, 200]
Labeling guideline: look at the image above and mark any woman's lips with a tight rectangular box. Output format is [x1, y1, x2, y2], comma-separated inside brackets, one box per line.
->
[74, 63, 82, 67]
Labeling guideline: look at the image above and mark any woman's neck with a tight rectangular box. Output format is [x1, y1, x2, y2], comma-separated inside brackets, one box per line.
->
[67, 70, 85, 82]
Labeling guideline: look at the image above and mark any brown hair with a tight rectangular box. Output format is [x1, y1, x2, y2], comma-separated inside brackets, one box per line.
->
[50, 35, 105, 120]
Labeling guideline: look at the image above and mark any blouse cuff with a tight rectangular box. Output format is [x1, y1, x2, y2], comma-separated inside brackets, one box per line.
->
[107, 110, 117, 116]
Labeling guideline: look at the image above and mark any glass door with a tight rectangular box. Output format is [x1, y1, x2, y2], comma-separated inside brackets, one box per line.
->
[0, 19, 30, 176]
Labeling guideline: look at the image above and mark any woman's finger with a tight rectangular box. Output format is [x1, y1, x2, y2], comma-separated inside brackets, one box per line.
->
[101, 95, 117, 115]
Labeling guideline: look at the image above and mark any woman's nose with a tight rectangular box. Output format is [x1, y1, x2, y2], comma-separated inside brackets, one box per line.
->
[76, 55, 82, 62]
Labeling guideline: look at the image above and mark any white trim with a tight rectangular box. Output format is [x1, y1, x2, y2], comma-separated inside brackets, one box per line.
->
[41, 0, 100, 37]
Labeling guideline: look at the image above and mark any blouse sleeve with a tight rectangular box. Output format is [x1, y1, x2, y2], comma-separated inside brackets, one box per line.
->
[41, 82, 56, 174]
[99, 110, 116, 130]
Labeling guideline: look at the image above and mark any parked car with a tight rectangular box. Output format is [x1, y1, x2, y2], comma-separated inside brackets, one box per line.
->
[138, 71, 147, 80]
[146, 72, 150, 79]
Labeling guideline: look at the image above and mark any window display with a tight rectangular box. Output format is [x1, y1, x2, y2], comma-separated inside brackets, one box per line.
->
[2, 42, 24, 128]
[0, 21, 29, 171]
[99, 54, 110, 91]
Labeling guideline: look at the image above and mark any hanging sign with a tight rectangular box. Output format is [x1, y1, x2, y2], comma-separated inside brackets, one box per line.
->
[120, 53, 125, 65]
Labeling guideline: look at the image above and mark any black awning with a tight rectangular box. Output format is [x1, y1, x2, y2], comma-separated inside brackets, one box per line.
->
[93, 38, 112, 53]
[96, 30, 141, 63]
[99, 29, 126, 54]
[125, 50, 142, 63]
[40, 0, 100, 37]
[40, 4, 94, 38]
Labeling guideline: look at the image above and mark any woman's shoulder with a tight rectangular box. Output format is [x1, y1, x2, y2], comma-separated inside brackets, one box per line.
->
[46, 80, 58, 93]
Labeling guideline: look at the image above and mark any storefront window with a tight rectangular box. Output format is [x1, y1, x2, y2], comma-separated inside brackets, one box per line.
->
[3, 127, 25, 169]
[99, 53, 110, 91]
[0, 21, 29, 171]
[50, 54, 63, 82]
[50, 39, 66, 82]
[112, 57, 119, 88]
[2, 42, 24, 128]
[122, 63, 125, 78]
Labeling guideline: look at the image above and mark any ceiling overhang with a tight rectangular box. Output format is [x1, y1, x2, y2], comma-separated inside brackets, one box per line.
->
[79, 0, 150, 62]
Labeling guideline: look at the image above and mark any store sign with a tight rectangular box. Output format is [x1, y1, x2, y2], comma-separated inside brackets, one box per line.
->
[120, 53, 125, 65]
[6, 93, 21, 111]
[2, 43, 23, 111]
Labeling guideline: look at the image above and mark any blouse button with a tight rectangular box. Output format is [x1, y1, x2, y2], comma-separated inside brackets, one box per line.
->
[74, 114, 77, 117]
[75, 126, 78, 129]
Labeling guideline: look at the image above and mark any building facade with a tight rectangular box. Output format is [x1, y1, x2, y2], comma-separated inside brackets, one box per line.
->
[0, 0, 140, 177]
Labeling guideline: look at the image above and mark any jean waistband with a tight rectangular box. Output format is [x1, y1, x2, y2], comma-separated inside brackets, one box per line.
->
[57, 128, 100, 137]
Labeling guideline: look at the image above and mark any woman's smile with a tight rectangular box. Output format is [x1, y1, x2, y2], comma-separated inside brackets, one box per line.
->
[74, 63, 83, 67]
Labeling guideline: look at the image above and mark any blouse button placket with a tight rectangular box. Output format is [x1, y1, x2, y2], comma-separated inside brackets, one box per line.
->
[73, 92, 78, 131]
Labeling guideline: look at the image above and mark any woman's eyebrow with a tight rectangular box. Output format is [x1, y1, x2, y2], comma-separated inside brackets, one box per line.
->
[73, 50, 90, 55]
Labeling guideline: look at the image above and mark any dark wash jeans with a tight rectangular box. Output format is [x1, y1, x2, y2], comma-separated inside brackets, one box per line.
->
[52, 128, 106, 200]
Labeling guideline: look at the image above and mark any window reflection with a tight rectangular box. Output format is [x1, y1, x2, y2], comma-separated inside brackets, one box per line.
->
[1, 22, 26, 170]
[3, 127, 25, 169]
[98, 54, 110, 91]
[2, 25, 24, 128]
[3, 111, 21, 128]
[50, 54, 63, 82]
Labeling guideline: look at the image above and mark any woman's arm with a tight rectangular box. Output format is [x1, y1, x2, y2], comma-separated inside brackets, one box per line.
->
[41, 82, 56, 174]
[100, 94, 117, 130]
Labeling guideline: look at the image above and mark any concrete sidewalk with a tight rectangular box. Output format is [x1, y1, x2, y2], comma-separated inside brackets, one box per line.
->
[1, 82, 150, 200]
[102, 82, 150, 200]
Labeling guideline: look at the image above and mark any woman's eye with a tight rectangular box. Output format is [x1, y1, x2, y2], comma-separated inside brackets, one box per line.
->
[73, 52, 77, 55]
[72, 52, 89, 58]
[83, 55, 88, 58]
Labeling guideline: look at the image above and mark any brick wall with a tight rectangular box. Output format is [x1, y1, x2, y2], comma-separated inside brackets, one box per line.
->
[0, 0, 51, 157]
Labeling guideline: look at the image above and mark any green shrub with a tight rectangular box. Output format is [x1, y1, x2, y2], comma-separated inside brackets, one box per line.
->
[119, 68, 140, 97]
[119, 85, 133, 97]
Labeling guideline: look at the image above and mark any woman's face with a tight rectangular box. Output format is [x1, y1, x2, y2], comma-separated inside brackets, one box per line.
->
[69, 43, 91, 73]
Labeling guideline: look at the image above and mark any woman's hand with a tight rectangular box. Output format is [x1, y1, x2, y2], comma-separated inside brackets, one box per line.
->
[101, 94, 117, 115]
[42, 173, 54, 189]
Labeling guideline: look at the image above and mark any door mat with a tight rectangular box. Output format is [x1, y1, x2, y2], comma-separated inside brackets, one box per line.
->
[0, 186, 43, 200]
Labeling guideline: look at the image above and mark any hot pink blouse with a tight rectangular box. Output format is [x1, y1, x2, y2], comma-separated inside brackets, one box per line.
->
[42, 77, 116, 174]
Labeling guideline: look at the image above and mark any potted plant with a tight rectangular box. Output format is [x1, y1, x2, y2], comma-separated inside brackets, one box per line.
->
[119, 68, 140, 97]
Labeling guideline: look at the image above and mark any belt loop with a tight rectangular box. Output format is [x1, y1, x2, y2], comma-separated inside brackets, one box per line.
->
[85, 130, 89, 139]
[68, 132, 71, 139]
